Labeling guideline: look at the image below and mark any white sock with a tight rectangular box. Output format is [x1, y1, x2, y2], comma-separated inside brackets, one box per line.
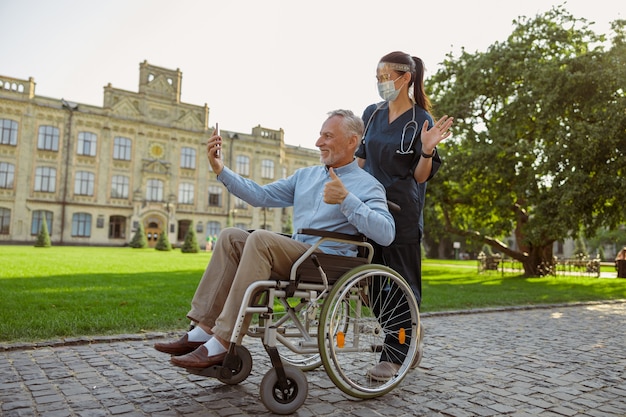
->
[187, 326, 212, 342]
[203, 337, 227, 357]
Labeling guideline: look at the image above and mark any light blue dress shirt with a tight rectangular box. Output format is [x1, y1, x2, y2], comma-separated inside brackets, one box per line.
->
[218, 159, 395, 256]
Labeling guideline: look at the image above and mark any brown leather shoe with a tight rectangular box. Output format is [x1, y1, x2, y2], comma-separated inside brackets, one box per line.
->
[170, 345, 226, 369]
[154, 334, 205, 355]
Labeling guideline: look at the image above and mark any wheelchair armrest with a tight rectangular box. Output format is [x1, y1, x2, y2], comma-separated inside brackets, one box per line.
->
[297, 228, 366, 243]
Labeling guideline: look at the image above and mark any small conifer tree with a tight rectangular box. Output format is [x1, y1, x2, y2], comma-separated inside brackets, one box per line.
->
[181, 222, 200, 253]
[34, 219, 51, 247]
[155, 231, 172, 251]
[129, 223, 148, 248]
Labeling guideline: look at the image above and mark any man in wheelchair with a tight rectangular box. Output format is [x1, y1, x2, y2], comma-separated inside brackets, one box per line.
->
[155, 109, 396, 372]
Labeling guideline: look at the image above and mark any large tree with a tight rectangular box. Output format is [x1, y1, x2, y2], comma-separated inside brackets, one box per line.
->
[426, 6, 626, 276]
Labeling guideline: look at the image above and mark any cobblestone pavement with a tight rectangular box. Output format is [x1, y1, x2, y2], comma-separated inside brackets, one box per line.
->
[2, 301, 625, 417]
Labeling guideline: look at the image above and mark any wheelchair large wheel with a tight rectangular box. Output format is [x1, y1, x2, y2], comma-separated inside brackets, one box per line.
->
[272, 297, 323, 371]
[260, 365, 308, 415]
[318, 264, 420, 399]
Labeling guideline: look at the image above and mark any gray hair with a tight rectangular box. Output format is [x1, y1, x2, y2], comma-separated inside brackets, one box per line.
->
[327, 109, 364, 139]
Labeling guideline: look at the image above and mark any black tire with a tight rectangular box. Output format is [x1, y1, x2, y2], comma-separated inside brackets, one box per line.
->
[260, 365, 308, 415]
[217, 345, 253, 385]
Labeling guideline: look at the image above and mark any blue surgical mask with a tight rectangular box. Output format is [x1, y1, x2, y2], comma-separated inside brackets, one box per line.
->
[377, 76, 402, 101]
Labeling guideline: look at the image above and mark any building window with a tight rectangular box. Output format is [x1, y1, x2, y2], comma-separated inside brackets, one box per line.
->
[208, 186, 222, 207]
[113, 136, 132, 160]
[74, 171, 95, 196]
[0, 162, 15, 189]
[178, 183, 194, 204]
[77, 132, 97, 156]
[72, 212, 92, 237]
[37, 125, 59, 151]
[34, 166, 56, 192]
[261, 159, 275, 179]
[31, 210, 53, 236]
[0, 207, 10, 234]
[235, 155, 250, 176]
[206, 221, 220, 237]
[0, 119, 18, 146]
[181, 147, 196, 169]
[177, 219, 191, 241]
[111, 175, 129, 198]
[109, 215, 126, 239]
[146, 179, 163, 201]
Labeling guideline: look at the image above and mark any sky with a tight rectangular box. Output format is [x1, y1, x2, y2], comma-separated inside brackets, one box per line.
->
[1, 0, 623, 150]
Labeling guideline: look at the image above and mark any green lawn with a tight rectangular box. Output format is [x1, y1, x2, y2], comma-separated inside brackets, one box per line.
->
[421, 260, 625, 311]
[1, 246, 625, 343]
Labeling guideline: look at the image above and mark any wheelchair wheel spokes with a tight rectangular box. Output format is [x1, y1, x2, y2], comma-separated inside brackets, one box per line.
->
[274, 298, 322, 371]
[318, 265, 420, 399]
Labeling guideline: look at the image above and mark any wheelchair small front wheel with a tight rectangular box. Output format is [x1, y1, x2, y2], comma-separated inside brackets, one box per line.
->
[260, 365, 308, 415]
[217, 345, 253, 385]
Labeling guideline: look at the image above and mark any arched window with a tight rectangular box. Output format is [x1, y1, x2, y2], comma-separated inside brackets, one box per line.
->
[109, 215, 126, 239]
[111, 175, 129, 198]
[208, 186, 222, 207]
[180, 147, 196, 169]
[146, 179, 164, 201]
[178, 183, 194, 204]
[113, 136, 132, 160]
[177, 219, 191, 241]
[261, 159, 275, 179]
[71, 213, 92, 237]
[235, 155, 250, 176]
[77, 132, 97, 156]
[0, 162, 15, 189]
[0, 119, 18, 145]
[206, 221, 220, 236]
[35, 166, 56, 192]
[0, 207, 11, 234]
[37, 126, 59, 151]
[31, 210, 53, 236]
[74, 171, 95, 196]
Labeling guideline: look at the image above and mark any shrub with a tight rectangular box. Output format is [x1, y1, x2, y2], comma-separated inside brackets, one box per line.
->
[129, 223, 148, 248]
[181, 222, 200, 253]
[155, 231, 172, 251]
[34, 220, 51, 247]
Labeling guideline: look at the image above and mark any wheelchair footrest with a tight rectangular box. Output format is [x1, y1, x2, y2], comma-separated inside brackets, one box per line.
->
[185, 364, 223, 378]
[185, 351, 241, 380]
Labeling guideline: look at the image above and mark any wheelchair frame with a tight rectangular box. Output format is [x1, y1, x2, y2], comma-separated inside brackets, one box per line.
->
[186, 228, 421, 414]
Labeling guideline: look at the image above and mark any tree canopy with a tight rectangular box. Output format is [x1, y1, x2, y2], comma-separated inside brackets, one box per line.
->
[426, 6, 626, 275]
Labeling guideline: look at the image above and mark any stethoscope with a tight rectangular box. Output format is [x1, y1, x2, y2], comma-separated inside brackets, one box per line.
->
[362, 102, 419, 155]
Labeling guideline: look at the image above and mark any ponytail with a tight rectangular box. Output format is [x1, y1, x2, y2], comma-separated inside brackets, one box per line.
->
[411, 56, 432, 113]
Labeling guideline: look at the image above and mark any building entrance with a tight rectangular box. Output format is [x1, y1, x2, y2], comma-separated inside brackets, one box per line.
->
[145, 221, 162, 248]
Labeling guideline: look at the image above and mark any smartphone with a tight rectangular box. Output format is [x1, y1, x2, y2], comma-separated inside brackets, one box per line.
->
[215, 122, 220, 158]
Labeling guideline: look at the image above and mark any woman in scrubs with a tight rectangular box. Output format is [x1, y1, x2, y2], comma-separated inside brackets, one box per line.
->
[356, 51, 453, 380]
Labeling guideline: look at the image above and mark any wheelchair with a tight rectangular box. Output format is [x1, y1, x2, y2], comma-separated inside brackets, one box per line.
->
[186, 228, 421, 414]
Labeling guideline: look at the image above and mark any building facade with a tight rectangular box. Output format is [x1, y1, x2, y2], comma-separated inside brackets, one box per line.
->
[0, 62, 320, 247]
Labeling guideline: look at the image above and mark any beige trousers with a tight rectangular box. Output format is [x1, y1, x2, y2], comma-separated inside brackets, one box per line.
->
[187, 228, 313, 343]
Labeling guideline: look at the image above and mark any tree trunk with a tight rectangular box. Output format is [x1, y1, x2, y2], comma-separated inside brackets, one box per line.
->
[521, 244, 555, 277]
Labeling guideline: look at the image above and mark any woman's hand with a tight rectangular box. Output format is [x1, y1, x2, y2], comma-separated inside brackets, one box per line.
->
[421, 115, 454, 154]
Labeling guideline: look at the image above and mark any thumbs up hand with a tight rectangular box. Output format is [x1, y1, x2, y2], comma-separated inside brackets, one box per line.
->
[324, 167, 348, 204]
